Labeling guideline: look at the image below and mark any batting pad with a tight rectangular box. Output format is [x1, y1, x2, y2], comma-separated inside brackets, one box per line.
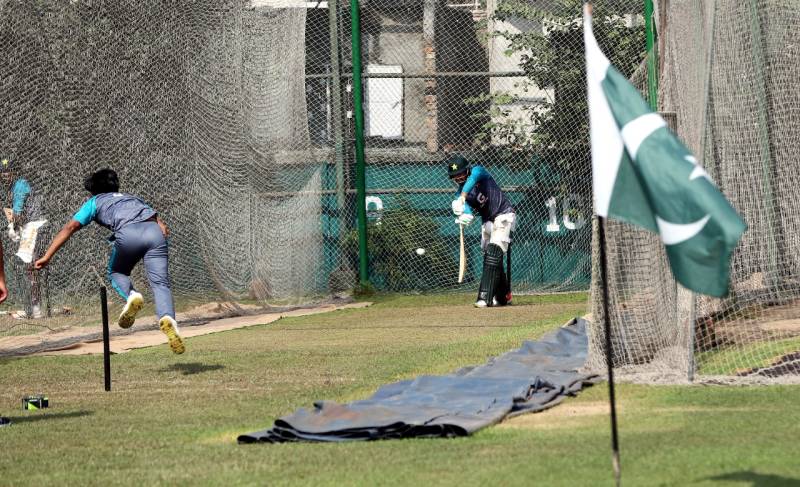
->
[15, 219, 46, 263]
[239, 318, 599, 443]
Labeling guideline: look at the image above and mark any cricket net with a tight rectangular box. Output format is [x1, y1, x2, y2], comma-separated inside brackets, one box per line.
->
[588, 0, 800, 382]
[0, 0, 646, 356]
[0, 1, 336, 355]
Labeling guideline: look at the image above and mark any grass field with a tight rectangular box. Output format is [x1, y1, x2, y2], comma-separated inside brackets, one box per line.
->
[697, 335, 800, 376]
[1, 292, 799, 486]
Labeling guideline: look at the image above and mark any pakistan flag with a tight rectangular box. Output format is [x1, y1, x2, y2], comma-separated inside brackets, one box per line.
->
[583, 5, 745, 298]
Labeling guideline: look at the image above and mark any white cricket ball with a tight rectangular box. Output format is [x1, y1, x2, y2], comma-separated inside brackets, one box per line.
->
[415, 248, 426, 255]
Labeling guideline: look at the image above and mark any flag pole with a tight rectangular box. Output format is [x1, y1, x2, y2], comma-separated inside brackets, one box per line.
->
[584, 4, 621, 480]
[596, 216, 621, 486]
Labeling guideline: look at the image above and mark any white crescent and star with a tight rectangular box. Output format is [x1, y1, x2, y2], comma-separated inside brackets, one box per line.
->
[685, 155, 713, 182]
[621, 114, 711, 245]
[656, 215, 711, 245]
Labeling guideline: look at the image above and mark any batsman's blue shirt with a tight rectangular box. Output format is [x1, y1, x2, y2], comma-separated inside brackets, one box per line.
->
[11, 179, 30, 214]
[10, 178, 45, 220]
[457, 165, 513, 223]
[73, 193, 156, 232]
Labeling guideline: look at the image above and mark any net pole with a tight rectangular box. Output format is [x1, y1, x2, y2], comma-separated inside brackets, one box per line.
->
[687, 292, 697, 381]
[100, 286, 111, 392]
[645, 0, 658, 110]
[689, 0, 717, 382]
[597, 217, 621, 487]
[329, 0, 347, 251]
[423, 0, 438, 153]
[747, 0, 779, 288]
[350, 0, 369, 287]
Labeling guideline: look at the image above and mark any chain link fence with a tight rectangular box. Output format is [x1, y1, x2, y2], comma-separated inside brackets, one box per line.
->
[347, 0, 647, 293]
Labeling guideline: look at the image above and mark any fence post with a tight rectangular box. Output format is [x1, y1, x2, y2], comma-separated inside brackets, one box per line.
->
[350, 0, 369, 287]
[645, 0, 658, 111]
[423, 0, 438, 153]
[747, 0, 779, 288]
[329, 0, 347, 255]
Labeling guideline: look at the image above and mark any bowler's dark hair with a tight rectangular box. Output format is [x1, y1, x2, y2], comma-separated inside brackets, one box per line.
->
[84, 168, 119, 195]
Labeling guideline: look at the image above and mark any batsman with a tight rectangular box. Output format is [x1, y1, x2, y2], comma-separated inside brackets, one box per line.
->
[447, 154, 515, 308]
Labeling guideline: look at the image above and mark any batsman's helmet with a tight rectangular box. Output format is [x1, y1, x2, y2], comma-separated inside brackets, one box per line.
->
[446, 154, 469, 178]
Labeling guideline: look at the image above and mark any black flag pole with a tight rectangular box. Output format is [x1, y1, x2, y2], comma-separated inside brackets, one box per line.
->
[585, 3, 621, 481]
[596, 216, 621, 486]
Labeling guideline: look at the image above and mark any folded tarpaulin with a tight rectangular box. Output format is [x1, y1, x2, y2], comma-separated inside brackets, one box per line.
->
[238, 318, 599, 443]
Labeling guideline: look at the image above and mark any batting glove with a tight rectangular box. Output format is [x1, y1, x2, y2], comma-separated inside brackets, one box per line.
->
[455, 213, 474, 226]
[451, 198, 465, 216]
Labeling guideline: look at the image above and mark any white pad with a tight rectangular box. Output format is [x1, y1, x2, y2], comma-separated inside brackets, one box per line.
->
[16, 220, 47, 264]
[481, 213, 515, 253]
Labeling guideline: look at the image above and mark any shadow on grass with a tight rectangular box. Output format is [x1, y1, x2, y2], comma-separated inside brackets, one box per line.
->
[4, 410, 93, 424]
[703, 471, 800, 486]
[161, 362, 225, 375]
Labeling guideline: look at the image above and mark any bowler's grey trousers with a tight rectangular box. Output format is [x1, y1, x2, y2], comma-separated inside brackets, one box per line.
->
[107, 220, 175, 319]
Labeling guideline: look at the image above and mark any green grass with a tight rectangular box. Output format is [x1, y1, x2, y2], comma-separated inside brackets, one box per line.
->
[697, 336, 800, 375]
[1, 292, 799, 486]
[366, 291, 590, 308]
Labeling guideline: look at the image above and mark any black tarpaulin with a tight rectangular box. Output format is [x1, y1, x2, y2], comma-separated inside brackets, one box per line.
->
[239, 318, 599, 443]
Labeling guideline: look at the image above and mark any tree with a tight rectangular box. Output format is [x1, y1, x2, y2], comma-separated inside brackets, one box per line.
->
[475, 0, 646, 158]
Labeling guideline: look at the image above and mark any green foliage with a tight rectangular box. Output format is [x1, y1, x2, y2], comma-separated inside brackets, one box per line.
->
[345, 200, 457, 291]
[471, 0, 646, 154]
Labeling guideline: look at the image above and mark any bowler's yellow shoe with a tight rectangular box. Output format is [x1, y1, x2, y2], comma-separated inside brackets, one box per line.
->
[159, 316, 185, 354]
[118, 291, 144, 329]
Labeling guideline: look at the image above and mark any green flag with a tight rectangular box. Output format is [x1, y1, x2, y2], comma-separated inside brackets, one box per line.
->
[584, 5, 746, 297]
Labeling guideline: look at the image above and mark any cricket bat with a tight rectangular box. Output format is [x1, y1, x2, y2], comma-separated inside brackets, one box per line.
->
[458, 224, 466, 283]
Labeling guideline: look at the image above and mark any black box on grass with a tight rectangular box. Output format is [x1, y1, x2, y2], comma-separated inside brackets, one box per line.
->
[22, 395, 49, 410]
